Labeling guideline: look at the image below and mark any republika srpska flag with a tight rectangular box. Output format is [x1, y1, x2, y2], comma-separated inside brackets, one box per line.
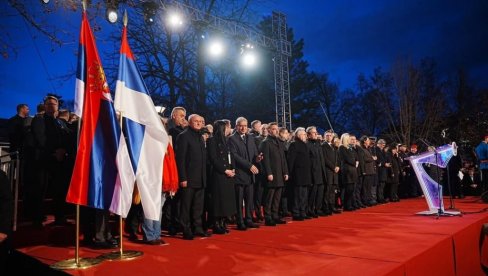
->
[114, 21, 169, 221]
[66, 11, 134, 217]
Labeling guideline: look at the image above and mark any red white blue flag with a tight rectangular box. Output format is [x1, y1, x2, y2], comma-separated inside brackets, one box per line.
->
[114, 21, 169, 221]
[66, 11, 133, 217]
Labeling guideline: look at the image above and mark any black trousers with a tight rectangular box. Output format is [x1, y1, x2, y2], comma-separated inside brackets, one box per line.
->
[377, 181, 386, 202]
[235, 183, 253, 225]
[264, 187, 282, 220]
[293, 185, 308, 217]
[162, 192, 181, 232]
[354, 177, 363, 206]
[95, 209, 113, 242]
[125, 203, 142, 235]
[323, 184, 335, 212]
[389, 182, 399, 201]
[344, 183, 355, 210]
[481, 169, 488, 193]
[253, 179, 264, 217]
[179, 186, 205, 233]
[361, 175, 374, 204]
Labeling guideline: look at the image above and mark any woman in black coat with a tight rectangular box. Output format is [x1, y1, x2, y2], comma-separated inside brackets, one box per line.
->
[287, 128, 312, 220]
[207, 120, 236, 234]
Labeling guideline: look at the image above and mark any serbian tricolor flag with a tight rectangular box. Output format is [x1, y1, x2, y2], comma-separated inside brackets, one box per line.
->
[114, 16, 169, 221]
[66, 11, 134, 217]
[73, 16, 86, 118]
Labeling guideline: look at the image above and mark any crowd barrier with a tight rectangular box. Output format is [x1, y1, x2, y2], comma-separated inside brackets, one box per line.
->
[1, 147, 20, 231]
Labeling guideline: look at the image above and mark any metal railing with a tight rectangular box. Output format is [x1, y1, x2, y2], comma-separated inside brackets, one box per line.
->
[0, 150, 20, 231]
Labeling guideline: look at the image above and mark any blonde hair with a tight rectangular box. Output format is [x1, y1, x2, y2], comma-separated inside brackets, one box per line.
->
[340, 133, 350, 147]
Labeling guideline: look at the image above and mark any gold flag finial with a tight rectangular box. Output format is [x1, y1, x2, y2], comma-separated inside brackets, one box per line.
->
[123, 10, 128, 27]
[82, 0, 87, 11]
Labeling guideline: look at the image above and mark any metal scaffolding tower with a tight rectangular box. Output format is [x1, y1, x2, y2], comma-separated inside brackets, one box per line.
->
[272, 11, 292, 130]
[159, 0, 292, 129]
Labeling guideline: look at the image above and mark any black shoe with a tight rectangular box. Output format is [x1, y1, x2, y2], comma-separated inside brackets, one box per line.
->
[194, 231, 211, 237]
[183, 232, 194, 240]
[274, 219, 287, 224]
[91, 240, 118, 249]
[50, 220, 71, 227]
[213, 226, 227, 234]
[146, 239, 163, 245]
[303, 215, 312, 219]
[292, 216, 304, 221]
[128, 234, 138, 241]
[236, 224, 248, 231]
[245, 222, 260, 229]
[332, 208, 342, 214]
[316, 211, 327, 217]
[264, 219, 276, 226]
[168, 226, 178, 236]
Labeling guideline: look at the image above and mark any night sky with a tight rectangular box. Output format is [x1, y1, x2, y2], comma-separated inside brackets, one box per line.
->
[1, 0, 487, 119]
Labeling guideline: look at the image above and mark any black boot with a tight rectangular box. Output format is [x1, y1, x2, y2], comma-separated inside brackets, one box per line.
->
[213, 218, 226, 234]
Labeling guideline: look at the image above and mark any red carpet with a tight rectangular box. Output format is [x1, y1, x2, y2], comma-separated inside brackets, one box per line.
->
[14, 197, 488, 275]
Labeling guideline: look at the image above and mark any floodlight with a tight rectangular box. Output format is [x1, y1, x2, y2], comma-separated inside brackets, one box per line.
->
[242, 52, 257, 67]
[167, 13, 183, 28]
[105, 0, 119, 24]
[208, 40, 225, 58]
[106, 8, 118, 23]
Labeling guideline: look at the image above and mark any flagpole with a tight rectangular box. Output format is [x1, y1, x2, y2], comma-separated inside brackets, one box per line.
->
[50, 0, 103, 270]
[99, 110, 143, 261]
[98, 10, 142, 262]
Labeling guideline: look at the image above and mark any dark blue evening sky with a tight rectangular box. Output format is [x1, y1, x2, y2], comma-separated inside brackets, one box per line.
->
[1, 0, 487, 118]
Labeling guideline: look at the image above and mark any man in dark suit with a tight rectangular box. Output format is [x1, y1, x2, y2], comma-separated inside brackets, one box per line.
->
[253, 123, 268, 221]
[287, 128, 312, 220]
[175, 114, 209, 240]
[163, 106, 187, 236]
[7, 104, 30, 158]
[322, 130, 340, 214]
[175, 114, 210, 240]
[259, 122, 289, 226]
[375, 139, 388, 203]
[228, 117, 262, 230]
[306, 126, 327, 217]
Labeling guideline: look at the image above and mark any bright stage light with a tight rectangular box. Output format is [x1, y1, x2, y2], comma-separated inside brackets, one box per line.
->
[105, 0, 119, 24]
[241, 52, 257, 68]
[240, 43, 258, 69]
[106, 8, 118, 23]
[41, 0, 50, 4]
[208, 40, 225, 58]
[167, 13, 183, 28]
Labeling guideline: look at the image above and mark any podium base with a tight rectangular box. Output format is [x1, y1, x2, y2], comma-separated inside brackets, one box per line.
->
[416, 210, 462, 216]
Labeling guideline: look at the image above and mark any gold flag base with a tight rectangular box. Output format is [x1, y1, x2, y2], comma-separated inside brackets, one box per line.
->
[98, 250, 143, 261]
[51, 257, 103, 270]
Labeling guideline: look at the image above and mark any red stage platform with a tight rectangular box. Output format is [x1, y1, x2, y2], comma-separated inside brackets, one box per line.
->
[12, 196, 488, 275]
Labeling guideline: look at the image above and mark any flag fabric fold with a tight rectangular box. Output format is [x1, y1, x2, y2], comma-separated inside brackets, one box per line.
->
[73, 30, 85, 118]
[114, 24, 169, 221]
[66, 11, 134, 218]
